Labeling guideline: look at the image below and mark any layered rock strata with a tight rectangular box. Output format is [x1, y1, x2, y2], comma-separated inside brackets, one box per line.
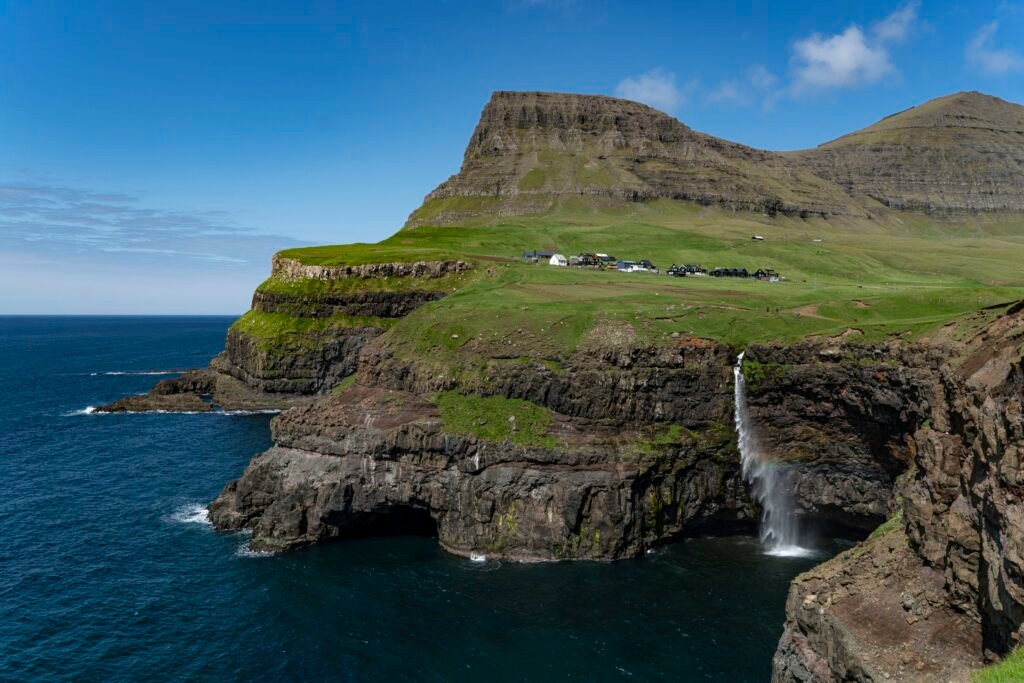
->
[98, 260, 471, 411]
[210, 335, 936, 558]
[772, 303, 1024, 681]
[209, 385, 754, 558]
[417, 91, 864, 222]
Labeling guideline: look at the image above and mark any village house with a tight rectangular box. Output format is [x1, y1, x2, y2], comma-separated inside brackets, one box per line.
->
[522, 250, 555, 263]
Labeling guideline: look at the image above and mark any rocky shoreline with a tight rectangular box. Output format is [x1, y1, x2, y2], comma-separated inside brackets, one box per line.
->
[104, 258, 1024, 680]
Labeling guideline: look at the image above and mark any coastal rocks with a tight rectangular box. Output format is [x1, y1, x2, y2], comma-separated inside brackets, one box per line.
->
[742, 343, 941, 532]
[97, 370, 216, 412]
[211, 261, 470, 397]
[100, 261, 467, 411]
[902, 303, 1024, 655]
[772, 302, 1024, 680]
[211, 324, 379, 395]
[208, 386, 754, 558]
[95, 368, 316, 412]
[772, 527, 984, 682]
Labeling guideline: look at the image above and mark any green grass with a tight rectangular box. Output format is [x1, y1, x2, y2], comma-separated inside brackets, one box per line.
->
[231, 310, 395, 349]
[973, 647, 1024, 682]
[265, 197, 1024, 361]
[331, 374, 358, 393]
[434, 391, 557, 448]
[867, 509, 904, 541]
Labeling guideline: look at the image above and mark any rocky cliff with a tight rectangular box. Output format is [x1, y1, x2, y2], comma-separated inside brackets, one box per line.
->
[104, 87, 1024, 679]
[97, 258, 472, 412]
[772, 303, 1024, 681]
[209, 329, 938, 559]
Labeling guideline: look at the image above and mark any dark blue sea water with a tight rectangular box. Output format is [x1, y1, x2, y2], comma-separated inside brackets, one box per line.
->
[0, 316, 841, 682]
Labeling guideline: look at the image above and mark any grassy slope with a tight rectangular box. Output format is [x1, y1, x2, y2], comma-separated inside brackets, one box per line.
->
[973, 648, 1024, 682]
[274, 198, 1024, 360]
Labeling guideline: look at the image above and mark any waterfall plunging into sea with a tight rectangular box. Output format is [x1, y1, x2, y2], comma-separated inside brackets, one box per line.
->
[733, 352, 815, 557]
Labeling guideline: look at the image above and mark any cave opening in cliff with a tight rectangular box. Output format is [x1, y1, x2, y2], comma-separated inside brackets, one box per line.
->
[330, 505, 439, 540]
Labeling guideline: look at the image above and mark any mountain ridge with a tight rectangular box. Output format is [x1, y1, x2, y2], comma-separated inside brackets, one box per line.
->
[412, 89, 1024, 226]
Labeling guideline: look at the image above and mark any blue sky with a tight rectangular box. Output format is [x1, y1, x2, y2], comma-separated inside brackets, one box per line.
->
[1, 0, 1022, 313]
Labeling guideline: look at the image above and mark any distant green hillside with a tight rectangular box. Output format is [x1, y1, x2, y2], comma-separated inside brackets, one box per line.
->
[277, 198, 1024, 357]
[266, 90, 1024, 368]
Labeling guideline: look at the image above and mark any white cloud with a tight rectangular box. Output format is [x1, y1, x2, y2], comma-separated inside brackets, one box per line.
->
[789, 3, 917, 95]
[966, 21, 1024, 75]
[791, 26, 892, 93]
[614, 69, 693, 112]
[873, 1, 919, 42]
[0, 181, 302, 268]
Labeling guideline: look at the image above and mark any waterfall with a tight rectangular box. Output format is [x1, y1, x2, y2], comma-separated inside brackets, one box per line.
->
[733, 352, 815, 557]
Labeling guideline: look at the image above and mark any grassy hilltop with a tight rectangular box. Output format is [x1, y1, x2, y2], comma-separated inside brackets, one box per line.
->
[267, 198, 1024, 352]
[240, 90, 1024, 361]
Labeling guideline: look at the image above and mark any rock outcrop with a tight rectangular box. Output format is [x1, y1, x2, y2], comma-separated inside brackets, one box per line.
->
[209, 385, 754, 558]
[772, 303, 1024, 681]
[903, 302, 1024, 656]
[412, 91, 866, 224]
[743, 342, 942, 533]
[98, 260, 472, 411]
[773, 526, 984, 682]
[209, 333, 940, 559]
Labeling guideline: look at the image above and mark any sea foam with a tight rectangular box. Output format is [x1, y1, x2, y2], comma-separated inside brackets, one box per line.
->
[171, 503, 212, 527]
[88, 370, 185, 376]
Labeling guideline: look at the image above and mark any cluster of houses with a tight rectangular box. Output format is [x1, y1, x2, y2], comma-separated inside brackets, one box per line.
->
[710, 267, 780, 282]
[524, 250, 656, 271]
[522, 250, 781, 282]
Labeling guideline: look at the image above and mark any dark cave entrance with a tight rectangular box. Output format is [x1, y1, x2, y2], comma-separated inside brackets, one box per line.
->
[329, 505, 439, 540]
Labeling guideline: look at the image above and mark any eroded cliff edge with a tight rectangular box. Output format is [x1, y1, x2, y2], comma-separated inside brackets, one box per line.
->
[97, 256, 472, 412]
[109, 250, 1024, 679]
[101, 86, 1024, 679]
[200, 284, 1024, 680]
[206, 317, 939, 560]
[773, 303, 1024, 682]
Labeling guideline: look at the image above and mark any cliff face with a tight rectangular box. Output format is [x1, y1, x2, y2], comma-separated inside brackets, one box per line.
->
[207, 257, 473, 397]
[97, 258, 471, 412]
[744, 342, 942, 533]
[903, 302, 1024, 654]
[208, 384, 753, 559]
[209, 330, 936, 558]
[101, 87, 1024, 677]
[772, 303, 1024, 681]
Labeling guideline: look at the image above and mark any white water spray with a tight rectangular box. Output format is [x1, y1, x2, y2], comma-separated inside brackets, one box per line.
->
[733, 353, 815, 557]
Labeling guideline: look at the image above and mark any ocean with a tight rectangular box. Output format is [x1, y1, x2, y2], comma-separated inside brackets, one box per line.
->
[0, 316, 840, 681]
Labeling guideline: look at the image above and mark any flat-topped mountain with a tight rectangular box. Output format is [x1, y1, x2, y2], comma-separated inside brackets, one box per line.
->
[421, 91, 863, 221]
[414, 90, 1024, 225]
